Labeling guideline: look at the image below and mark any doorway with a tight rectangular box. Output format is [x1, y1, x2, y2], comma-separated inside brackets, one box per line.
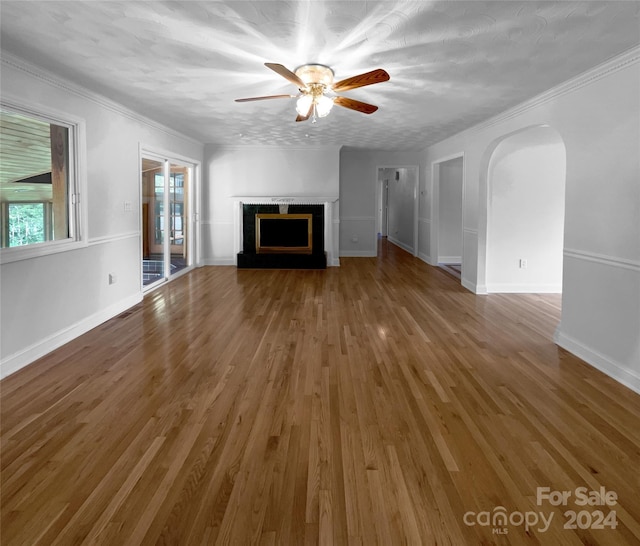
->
[437, 157, 464, 276]
[486, 126, 566, 293]
[377, 166, 419, 256]
[141, 154, 196, 290]
[431, 154, 464, 281]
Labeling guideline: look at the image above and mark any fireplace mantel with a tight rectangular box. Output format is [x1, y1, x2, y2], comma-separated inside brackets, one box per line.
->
[232, 196, 338, 205]
[232, 196, 340, 267]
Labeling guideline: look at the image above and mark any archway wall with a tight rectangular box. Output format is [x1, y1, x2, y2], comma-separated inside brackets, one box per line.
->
[486, 126, 566, 292]
[422, 48, 640, 392]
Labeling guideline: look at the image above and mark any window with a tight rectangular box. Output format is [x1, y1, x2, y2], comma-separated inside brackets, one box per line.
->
[0, 102, 84, 263]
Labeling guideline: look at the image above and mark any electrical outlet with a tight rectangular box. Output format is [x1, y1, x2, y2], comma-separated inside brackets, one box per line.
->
[351, 235, 359, 243]
[123, 201, 132, 212]
[109, 273, 117, 284]
[519, 259, 528, 269]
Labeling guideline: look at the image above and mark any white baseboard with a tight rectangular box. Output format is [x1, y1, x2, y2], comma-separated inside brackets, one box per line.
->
[437, 256, 462, 264]
[387, 237, 414, 255]
[418, 252, 431, 264]
[1, 293, 143, 380]
[203, 258, 236, 266]
[486, 283, 562, 293]
[462, 278, 488, 294]
[339, 250, 376, 257]
[554, 328, 640, 395]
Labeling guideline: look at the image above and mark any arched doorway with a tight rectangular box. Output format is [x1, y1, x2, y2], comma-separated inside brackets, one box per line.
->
[485, 126, 566, 293]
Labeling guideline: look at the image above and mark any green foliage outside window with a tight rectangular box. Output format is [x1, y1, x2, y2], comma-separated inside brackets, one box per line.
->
[8, 203, 45, 247]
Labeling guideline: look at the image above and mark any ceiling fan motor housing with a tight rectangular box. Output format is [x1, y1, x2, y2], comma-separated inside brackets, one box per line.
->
[294, 64, 335, 89]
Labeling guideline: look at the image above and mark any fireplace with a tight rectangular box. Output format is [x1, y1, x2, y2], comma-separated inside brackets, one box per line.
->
[237, 204, 327, 269]
[256, 213, 313, 254]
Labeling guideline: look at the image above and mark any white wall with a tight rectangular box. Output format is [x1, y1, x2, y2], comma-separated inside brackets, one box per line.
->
[202, 145, 340, 265]
[438, 158, 463, 263]
[386, 167, 417, 254]
[339, 148, 425, 257]
[486, 127, 566, 292]
[423, 47, 640, 393]
[0, 56, 203, 378]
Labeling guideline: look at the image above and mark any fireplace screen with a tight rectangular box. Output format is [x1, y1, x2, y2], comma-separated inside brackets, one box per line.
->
[256, 213, 313, 254]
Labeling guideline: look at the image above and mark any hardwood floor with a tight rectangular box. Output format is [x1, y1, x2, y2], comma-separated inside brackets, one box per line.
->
[2, 240, 639, 545]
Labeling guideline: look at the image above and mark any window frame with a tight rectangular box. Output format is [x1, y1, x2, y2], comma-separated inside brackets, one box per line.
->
[0, 97, 87, 264]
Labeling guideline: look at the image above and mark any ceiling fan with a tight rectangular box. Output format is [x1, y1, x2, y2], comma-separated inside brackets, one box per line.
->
[235, 63, 390, 123]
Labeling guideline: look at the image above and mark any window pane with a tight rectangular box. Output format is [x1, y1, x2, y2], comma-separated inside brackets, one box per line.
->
[8, 203, 45, 246]
[0, 108, 70, 248]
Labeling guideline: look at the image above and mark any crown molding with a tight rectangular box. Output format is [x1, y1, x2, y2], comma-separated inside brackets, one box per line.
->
[207, 143, 342, 152]
[470, 44, 640, 133]
[1, 52, 202, 146]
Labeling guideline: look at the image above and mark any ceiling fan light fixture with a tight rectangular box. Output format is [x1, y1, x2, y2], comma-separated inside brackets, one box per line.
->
[296, 94, 313, 116]
[315, 95, 334, 118]
[294, 64, 334, 87]
[236, 62, 389, 123]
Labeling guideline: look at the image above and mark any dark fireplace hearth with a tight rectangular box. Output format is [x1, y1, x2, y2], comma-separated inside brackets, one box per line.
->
[237, 204, 327, 269]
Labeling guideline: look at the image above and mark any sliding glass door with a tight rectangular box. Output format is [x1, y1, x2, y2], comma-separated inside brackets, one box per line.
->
[141, 155, 194, 289]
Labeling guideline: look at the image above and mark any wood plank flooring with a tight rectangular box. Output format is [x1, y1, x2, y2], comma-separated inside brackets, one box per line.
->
[2, 240, 639, 545]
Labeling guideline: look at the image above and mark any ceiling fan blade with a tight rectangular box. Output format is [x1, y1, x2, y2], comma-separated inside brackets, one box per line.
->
[235, 94, 294, 102]
[334, 96, 379, 114]
[296, 102, 314, 122]
[265, 63, 306, 88]
[332, 68, 390, 92]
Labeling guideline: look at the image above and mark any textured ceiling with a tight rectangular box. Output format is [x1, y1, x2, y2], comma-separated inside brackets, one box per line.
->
[1, 1, 639, 150]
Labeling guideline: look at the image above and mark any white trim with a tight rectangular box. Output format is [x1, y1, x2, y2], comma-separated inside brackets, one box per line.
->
[564, 248, 640, 272]
[430, 153, 466, 270]
[0, 96, 88, 265]
[387, 236, 414, 255]
[0, 293, 142, 380]
[437, 256, 462, 265]
[467, 280, 488, 295]
[88, 231, 139, 245]
[233, 196, 338, 204]
[1, 53, 200, 146]
[554, 328, 640, 395]
[215, 144, 341, 152]
[0, 238, 86, 265]
[339, 250, 376, 257]
[418, 252, 431, 264]
[486, 283, 563, 294]
[376, 165, 420, 258]
[234, 197, 338, 261]
[139, 146, 202, 288]
[200, 220, 234, 227]
[342, 216, 375, 221]
[139, 146, 203, 167]
[469, 45, 640, 133]
[203, 259, 236, 266]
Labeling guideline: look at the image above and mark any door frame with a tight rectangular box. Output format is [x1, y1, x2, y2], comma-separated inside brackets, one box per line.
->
[376, 165, 419, 257]
[430, 152, 465, 277]
[139, 145, 201, 292]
